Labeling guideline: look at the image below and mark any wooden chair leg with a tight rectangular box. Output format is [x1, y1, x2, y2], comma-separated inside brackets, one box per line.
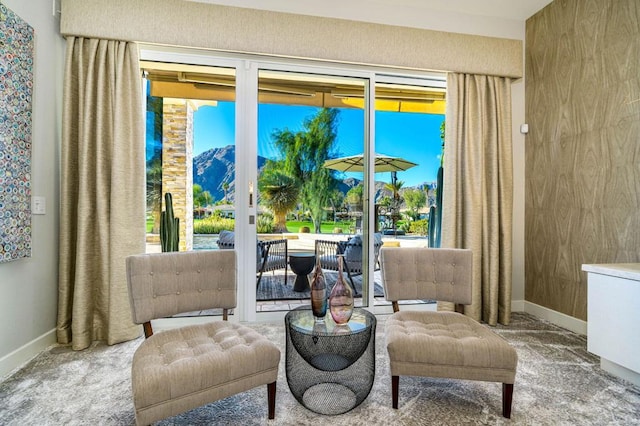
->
[392, 375, 399, 409]
[502, 383, 513, 418]
[267, 381, 276, 420]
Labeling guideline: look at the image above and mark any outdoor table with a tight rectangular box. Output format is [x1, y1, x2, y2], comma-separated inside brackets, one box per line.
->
[285, 306, 376, 415]
[288, 252, 315, 292]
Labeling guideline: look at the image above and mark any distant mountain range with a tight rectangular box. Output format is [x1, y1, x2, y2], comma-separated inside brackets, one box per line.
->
[193, 145, 429, 203]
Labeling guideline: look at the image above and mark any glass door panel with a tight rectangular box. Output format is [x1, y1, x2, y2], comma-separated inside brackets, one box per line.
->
[142, 59, 239, 312]
[255, 69, 370, 312]
[373, 79, 445, 308]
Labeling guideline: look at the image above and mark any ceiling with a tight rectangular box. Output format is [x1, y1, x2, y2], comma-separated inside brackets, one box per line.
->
[141, 62, 447, 114]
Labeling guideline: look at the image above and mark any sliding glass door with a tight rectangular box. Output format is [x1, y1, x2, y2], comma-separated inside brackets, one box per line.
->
[140, 46, 446, 321]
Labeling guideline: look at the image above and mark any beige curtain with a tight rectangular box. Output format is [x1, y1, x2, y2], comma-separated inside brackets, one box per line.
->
[441, 73, 513, 326]
[57, 37, 145, 350]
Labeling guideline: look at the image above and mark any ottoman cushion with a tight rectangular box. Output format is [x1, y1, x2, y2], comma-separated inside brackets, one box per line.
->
[386, 311, 517, 383]
[132, 321, 280, 422]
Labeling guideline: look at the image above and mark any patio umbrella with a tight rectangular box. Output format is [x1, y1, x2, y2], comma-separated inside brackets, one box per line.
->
[324, 153, 418, 235]
[323, 153, 417, 174]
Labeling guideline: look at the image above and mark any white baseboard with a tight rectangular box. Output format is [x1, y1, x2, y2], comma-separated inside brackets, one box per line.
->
[511, 299, 525, 312]
[601, 359, 640, 388]
[0, 329, 57, 380]
[523, 301, 587, 335]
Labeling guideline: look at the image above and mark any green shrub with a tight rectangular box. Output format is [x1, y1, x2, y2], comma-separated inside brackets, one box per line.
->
[194, 216, 235, 234]
[409, 219, 428, 236]
[257, 214, 275, 233]
[299, 226, 310, 233]
[333, 227, 343, 234]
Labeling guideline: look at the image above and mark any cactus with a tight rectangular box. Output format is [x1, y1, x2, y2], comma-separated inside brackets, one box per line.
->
[429, 121, 445, 248]
[160, 192, 179, 252]
[428, 165, 443, 248]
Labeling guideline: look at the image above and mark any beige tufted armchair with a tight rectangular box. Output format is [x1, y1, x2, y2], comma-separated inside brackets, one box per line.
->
[379, 247, 518, 418]
[126, 250, 280, 425]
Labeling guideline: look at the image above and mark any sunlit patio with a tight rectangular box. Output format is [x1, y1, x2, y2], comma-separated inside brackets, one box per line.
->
[146, 231, 433, 313]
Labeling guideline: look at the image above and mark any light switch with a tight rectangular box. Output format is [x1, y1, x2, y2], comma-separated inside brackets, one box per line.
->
[32, 196, 46, 215]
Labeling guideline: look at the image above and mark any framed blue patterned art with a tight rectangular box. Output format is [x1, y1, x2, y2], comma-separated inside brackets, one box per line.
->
[0, 4, 34, 263]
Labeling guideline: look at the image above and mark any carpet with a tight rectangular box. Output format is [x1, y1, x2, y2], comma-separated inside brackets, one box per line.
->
[257, 271, 384, 301]
[1, 313, 639, 425]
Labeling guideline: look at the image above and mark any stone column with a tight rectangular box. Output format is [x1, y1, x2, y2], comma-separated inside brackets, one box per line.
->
[162, 99, 194, 251]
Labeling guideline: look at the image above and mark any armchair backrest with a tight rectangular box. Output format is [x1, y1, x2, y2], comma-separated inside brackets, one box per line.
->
[343, 233, 383, 264]
[379, 247, 472, 305]
[126, 250, 237, 324]
[217, 229, 235, 250]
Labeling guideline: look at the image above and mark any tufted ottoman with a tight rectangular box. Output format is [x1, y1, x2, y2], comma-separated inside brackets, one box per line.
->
[132, 322, 280, 425]
[386, 311, 518, 409]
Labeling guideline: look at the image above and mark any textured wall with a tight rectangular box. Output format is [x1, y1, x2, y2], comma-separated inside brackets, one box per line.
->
[525, 0, 640, 320]
[60, 0, 523, 78]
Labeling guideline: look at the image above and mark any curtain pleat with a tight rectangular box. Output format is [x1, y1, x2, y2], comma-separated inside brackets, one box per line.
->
[57, 37, 145, 350]
[440, 73, 513, 325]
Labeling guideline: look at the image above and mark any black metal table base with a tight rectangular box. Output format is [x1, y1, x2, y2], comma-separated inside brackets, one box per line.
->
[285, 308, 376, 415]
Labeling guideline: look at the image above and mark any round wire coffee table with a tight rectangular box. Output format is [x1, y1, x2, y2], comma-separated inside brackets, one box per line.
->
[285, 306, 376, 415]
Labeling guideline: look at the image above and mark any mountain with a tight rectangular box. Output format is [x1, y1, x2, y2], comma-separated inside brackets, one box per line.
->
[193, 145, 267, 202]
[193, 145, 429, 203]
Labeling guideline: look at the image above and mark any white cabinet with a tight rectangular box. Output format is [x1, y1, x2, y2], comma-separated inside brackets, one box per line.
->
[582, 263, 640, 387]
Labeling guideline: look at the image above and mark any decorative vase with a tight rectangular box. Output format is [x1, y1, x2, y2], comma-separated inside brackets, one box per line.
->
[310, 256, 327, 321]
[329, 255, 354, 324]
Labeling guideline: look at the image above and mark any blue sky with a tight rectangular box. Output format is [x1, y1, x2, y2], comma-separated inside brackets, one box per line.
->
[193, 102, 444, 187]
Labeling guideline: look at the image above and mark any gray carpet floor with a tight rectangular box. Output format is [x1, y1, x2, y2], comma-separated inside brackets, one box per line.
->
[1, 312, 639, 425]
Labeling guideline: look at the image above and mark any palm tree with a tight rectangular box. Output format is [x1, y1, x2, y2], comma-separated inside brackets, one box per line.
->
[258, 169, 301, 233]
[146, 155, 163, 233]
[222, 181, 230, 203]
[383, 180, 404, 234]
[384, 179, 404, 200]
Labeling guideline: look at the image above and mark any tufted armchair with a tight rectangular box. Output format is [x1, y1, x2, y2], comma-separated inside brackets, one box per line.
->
[379, 247, 518, 418]
[126, 250, 280, 425]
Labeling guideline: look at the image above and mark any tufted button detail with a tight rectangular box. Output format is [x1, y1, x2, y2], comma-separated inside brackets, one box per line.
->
[198, 289, 202, 293]
[197, 269, 201, 273]
[176, 291, 180, 295]
[176, 271, 180, 275]
[149, 271, 154, 276]
[153, 294, 157, 298]
[218, 288, 222, 291]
